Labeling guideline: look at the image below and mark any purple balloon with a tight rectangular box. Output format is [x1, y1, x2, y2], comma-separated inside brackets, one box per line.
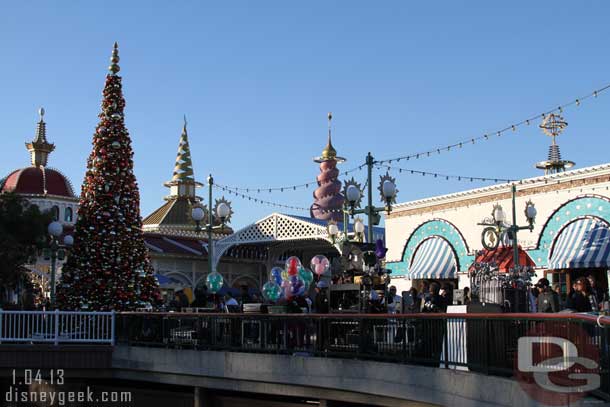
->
[375, 239, 388, 259]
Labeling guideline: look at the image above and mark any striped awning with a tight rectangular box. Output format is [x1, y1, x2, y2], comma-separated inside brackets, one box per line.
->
[408, 236, 457, 279]
[469, 246, 536, 273]
[549, 218, 610, 269]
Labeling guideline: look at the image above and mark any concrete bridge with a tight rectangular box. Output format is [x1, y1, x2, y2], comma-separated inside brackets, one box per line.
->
[111, 345, 541, 407]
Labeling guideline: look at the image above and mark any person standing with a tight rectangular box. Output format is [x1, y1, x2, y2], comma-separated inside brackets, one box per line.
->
[387, 285, 402, 314]
[552, 283, 564, 310]
[566, 277, 593, 312]
[463, 287, 471, 305]
[536, 278, 560, 313]
[418, 281, 430, 312]
[314, 280, 330, 313]
[587, 274, 607, 311]
[402, 288, 419, 312]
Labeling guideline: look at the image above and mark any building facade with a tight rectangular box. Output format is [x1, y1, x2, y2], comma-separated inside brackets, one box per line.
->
[385, 163, 610, 297]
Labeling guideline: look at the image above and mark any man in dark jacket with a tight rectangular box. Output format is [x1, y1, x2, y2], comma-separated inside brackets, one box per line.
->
[536, 278, 560, 313]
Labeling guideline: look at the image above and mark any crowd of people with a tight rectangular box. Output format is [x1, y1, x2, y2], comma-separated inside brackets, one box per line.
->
[162, 273, 609, 315]
[531, 274, 609, 313]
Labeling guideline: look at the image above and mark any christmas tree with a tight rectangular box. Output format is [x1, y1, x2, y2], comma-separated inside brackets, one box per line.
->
[56, 43, 160, 310]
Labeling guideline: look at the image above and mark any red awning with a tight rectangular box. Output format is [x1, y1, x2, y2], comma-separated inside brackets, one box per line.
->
[469, 246, 536, 272]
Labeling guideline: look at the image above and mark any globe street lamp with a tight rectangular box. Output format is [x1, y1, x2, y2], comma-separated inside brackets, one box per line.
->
[329, 154, 398, 245]
[353, 217, 365, 242]
[46, 221, 73, 308]
[327, 221, 340, 244]
[478, 184, 537, 272]
[191, 174, 232, 277]
[342, 153, 398, 242]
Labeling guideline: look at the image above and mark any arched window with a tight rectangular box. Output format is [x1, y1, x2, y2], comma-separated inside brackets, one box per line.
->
[64, 207, 73, 222]
[51, 205, 59, 221]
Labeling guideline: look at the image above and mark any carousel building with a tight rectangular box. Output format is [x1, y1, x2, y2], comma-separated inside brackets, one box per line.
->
[385, 116, 610, 299]
[142, 120, 264, 297]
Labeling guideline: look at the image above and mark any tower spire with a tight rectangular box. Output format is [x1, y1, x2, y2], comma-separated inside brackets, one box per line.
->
[25, 107, 55, 167]
[321, 112, 337, 161]
[163, 117, 202, 199]
[311, 112, 346, 222]
[535, 113, 575, 174]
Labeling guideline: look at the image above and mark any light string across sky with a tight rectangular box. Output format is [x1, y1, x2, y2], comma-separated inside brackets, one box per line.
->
[375, 164, 515, 183]
[217, 165, 364, 193]
[213, 82, 609, 212]
[377, 83, 610, 164]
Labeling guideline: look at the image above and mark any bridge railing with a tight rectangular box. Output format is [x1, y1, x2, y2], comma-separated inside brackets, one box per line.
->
[116, 312, 610, 400]
[0, 310, 115, 345]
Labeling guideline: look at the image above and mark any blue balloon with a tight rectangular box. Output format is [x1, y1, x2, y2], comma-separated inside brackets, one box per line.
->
[270, 267, 283, 286]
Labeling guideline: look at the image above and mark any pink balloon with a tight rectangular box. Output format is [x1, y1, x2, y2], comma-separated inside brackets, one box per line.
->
[310, 255, 330, 276]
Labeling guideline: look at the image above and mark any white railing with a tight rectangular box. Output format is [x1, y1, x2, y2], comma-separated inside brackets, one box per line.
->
[0, 310, 115, 345]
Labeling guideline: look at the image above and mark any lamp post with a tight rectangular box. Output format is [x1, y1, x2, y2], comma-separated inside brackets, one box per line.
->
[46, 221, 73, 308]
[479, 184, 537, 272]
[341, 152, 397, 243]
[191, 174, 231, 275]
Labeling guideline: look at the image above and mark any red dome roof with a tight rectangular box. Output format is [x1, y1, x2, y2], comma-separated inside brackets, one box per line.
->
[1, 167, 75, 198]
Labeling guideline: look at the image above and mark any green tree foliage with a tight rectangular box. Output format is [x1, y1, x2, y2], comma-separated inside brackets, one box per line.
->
[0, 192, 52, 290]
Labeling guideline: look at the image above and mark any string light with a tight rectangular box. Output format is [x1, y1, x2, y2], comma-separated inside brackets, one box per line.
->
[377, 83, 610, 164]
[376, 164, 514, 183]
[215, 185, 345, 214]
[217, 165, 364, 194]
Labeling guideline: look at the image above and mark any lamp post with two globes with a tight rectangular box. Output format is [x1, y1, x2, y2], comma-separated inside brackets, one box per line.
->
[478, 184, 537, 272]
[343, 153, 397, 243]
[46, 221, 73, 308]
[190, 174, 232, 276]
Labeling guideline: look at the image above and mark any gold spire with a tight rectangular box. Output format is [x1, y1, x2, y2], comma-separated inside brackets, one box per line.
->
[321, 112, 337, 160]
[109, 42, 120, 75]
[314, 112, 345, 163]
[25, 107, 55, 167]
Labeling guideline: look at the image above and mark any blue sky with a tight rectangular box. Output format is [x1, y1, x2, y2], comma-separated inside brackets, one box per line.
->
[1, 1, 609, 228]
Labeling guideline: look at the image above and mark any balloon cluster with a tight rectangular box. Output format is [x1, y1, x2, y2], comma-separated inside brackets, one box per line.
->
[261, 255, 329, 303]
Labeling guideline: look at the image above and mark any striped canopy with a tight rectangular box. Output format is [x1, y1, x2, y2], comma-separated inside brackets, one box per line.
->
[549, 217, 610, 269]
[408, 236, 457, 279]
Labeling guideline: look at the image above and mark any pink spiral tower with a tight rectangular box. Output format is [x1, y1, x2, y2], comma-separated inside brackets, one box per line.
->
[310, 113, 345, 222]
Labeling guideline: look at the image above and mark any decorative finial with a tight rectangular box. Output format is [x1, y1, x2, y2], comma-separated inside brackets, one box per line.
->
[109, 42, 120, 75]
[183, 114, 187, 128]
[26, 107, 55, 167]
[328, 112, 332, 123]
[535, 113, 574, 174]
[539, 113, 567, 145]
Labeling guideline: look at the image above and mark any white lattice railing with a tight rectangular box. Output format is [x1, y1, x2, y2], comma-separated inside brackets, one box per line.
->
[0, 310, 115, 345]
[213, 213, 333, 268]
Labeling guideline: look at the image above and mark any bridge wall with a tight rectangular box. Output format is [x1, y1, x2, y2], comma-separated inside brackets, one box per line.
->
[112, 345, 544, 407]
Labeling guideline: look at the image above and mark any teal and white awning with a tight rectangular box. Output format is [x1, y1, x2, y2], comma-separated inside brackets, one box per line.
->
[408, 236, 457, 279]
[549, 218, 610, 269]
